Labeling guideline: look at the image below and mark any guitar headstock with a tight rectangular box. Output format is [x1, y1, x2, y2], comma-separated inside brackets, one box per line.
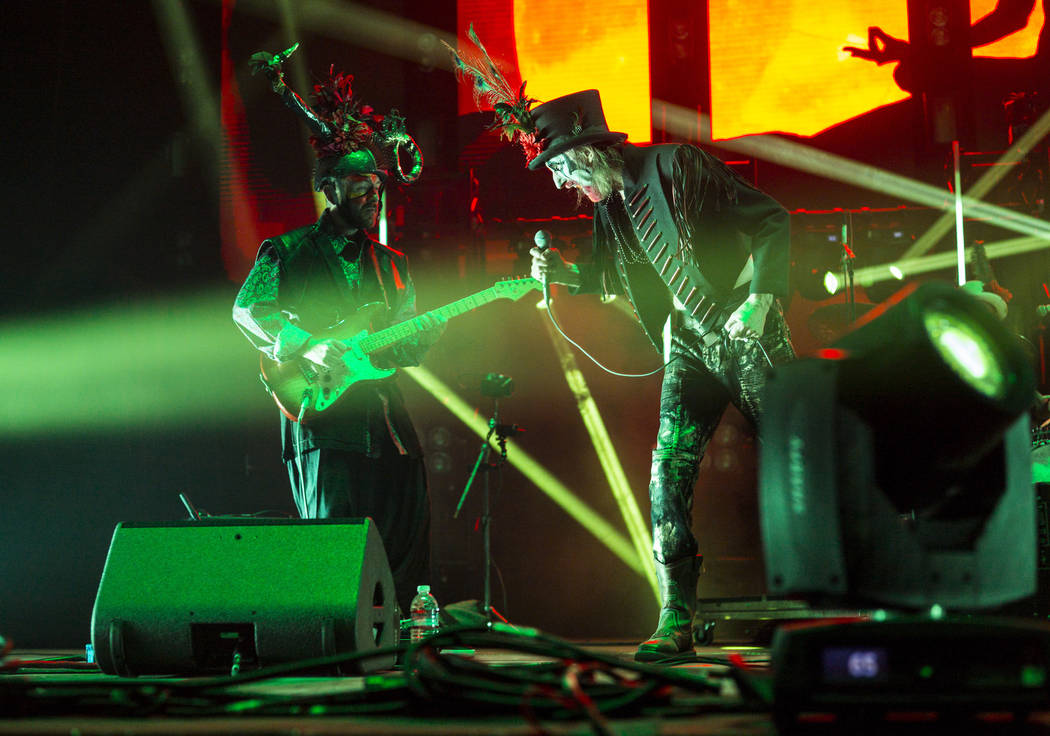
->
[491, 277, 543, 301]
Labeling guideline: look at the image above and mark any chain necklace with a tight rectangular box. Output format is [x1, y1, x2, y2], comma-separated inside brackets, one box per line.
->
[601, 192, 651, 265]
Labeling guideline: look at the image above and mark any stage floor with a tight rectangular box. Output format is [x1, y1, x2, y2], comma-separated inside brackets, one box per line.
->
[4, 638, 1050, 735]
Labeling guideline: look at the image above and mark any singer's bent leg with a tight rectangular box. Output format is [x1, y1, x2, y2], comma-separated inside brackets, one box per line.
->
[650, 334, 732, 565]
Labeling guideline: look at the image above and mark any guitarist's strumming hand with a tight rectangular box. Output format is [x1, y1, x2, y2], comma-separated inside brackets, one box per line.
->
[301, 337, 349, 374]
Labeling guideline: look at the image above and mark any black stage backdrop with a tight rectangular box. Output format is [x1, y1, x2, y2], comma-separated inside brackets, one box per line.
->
[3, 0, 1049, 649]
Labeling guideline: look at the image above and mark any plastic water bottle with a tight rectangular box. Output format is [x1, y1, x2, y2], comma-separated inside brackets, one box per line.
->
[409, 584, 440, 642]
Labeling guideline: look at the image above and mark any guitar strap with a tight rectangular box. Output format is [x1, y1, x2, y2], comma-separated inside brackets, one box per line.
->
[366, 243, 392, 311]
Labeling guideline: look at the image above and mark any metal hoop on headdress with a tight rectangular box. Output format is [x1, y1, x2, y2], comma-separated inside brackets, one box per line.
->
[388, 133, 424, 183]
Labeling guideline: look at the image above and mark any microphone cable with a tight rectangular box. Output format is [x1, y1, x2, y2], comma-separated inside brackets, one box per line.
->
[533, 230, 774, 374]
[533, 228, 673, 378]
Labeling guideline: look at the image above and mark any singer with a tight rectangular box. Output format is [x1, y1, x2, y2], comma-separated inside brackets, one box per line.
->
[446, 40, 797, 662]
[524, 92, 796, 662]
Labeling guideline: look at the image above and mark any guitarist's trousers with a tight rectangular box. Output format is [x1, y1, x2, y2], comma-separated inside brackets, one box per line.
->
[286, 443, 431, 615]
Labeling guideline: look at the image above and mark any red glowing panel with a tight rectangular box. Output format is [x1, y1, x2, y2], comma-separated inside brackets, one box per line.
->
[816, 347, 850, 361]
[709, 1, 1045, 140]
[512, 0, 651, 143]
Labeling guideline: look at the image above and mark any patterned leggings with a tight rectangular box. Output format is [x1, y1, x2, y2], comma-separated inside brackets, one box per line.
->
[650, 303, 796, 564]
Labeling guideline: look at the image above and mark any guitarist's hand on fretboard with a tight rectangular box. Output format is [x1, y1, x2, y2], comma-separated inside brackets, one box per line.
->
[258, 277, 541, 422]
[411, 312, 448, 333]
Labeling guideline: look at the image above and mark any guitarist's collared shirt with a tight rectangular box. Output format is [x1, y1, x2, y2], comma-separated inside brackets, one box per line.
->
[334, 234, 365, 291]
[233, 215, 437, 460]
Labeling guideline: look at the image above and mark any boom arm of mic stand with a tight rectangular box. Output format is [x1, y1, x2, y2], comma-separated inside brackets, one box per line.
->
[453, 422, 496, 519]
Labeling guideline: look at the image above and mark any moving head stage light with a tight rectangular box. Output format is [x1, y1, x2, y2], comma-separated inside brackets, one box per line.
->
[760, 280, 1036, 609]
[758, 281, 1049, 725]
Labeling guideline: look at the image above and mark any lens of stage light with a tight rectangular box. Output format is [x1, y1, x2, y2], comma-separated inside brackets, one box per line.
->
[923, 310, 1004, 399]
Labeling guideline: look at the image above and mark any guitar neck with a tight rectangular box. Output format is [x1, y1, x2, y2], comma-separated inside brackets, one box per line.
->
[357, 286, 504, 354]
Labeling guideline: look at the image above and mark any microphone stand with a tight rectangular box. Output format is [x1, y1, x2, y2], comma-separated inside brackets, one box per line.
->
[841, 211, 857, 324]
[453, 376, 518, 625]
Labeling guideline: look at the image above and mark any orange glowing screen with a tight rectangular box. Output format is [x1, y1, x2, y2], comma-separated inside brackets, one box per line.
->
[709, 0, 1044, 141]
[973, 0, 1044, 57]
[455, 0, 651, 144]
[513, 0, 651, 143]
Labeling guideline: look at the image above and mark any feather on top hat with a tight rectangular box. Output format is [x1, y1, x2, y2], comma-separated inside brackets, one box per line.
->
[444, 27, 626, 169]
[249, 43, 423, 189]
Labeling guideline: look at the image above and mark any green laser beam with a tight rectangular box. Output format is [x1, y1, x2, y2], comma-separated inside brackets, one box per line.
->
[537, 303, 659, 601]
[225, 0, 458, 72]
[852, 235, 1050, 286]
[902, 105, 1050, 261]
[0, 290, 266, 435]
[402, 365, 647, 577]
[654, 100, 1050, 244]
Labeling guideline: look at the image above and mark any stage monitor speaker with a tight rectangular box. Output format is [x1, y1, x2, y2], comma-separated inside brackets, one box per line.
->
[91, 518, 397, 676]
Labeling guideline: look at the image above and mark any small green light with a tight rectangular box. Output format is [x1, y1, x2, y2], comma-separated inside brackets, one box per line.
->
[923, 309, 1005, 399]
[824, 271, 840, 295]
[1021, 666, 1047, 688]
[929, 604, 945, 620]
[919, 664, 934, 679]
[226, 699, 264, 712]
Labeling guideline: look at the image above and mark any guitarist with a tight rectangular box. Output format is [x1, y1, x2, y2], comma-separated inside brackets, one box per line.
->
[233, 56, 444, 615]
[518, 91, 796, 661]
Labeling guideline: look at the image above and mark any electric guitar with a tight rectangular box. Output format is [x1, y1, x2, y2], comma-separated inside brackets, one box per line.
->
[260, 277, 542, 422]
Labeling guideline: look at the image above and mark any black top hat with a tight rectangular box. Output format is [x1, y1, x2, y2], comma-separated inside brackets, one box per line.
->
[526, 90, 627, 170]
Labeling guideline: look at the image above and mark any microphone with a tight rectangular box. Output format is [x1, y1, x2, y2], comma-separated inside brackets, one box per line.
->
[534, 229, 553, 305]
[480, 372, 515, 398]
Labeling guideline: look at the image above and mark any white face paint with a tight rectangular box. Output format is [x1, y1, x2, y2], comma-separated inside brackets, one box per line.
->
[545, 151, 603, 202]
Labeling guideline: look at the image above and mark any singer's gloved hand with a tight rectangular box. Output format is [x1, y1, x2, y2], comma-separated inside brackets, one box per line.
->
[724, 293, 773, 341]
[529, 246, 580, 287]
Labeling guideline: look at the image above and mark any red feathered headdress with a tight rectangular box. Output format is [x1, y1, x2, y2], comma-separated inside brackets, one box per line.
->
[443, 25, 544, 163]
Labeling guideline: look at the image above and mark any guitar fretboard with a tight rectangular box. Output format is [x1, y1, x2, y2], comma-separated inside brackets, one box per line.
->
[357, 284, 529, 354]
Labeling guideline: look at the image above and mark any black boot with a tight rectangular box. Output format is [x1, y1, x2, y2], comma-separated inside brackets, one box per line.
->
[634, 555, 701, 662]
